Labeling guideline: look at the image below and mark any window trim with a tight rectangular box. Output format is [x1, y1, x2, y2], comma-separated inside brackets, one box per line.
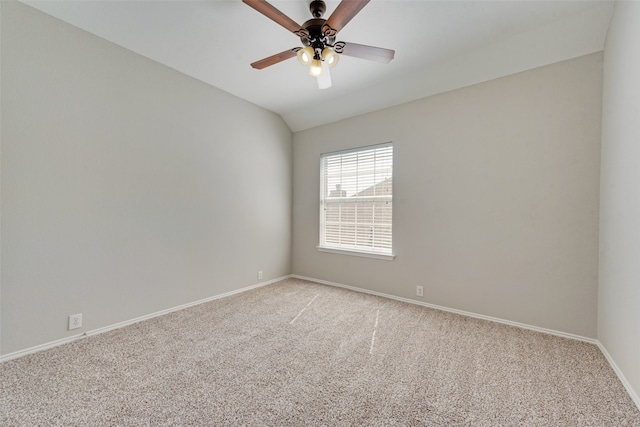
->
[317, 245, 395, 260]
[318, 142, 394, 259]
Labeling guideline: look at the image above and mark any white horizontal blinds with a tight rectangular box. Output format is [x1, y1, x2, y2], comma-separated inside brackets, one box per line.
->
[320, 143, 393, 254]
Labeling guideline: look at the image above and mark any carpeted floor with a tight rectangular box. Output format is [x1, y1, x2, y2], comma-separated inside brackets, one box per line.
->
[1, 277, 639, 426]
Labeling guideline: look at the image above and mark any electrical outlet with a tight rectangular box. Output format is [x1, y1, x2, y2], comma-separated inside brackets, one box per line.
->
[416, 286, 424, 297]
[258, 270, 263, 280]
[68, 313, 82, 330]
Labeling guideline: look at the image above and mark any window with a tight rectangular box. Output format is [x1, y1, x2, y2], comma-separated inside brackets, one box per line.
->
[319, 142, 393, 259]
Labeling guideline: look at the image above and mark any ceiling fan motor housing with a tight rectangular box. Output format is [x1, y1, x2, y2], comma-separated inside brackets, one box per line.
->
[301, 18, 335, 52]
[303, 0, 339, 59]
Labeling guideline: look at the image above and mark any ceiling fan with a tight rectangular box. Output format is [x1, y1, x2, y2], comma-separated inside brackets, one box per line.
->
[242, 0, 395, 89]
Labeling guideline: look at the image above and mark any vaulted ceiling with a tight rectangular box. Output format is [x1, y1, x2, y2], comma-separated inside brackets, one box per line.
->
[23, 1, 614, 132]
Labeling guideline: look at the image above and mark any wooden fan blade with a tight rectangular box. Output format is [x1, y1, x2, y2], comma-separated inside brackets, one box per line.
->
[250, 49, 298, 70]
[325, 0, 370, 34]
[338, 42, 395, 64]
[242, 0, 305, 35]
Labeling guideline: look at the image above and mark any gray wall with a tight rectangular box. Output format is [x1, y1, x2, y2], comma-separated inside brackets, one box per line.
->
[1, 2, 292, 356]
[598, 1, 640, 403]
[293, 53, 603, 338]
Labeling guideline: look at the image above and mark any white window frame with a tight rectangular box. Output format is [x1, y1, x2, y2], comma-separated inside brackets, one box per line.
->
[318, 142, 394, 260]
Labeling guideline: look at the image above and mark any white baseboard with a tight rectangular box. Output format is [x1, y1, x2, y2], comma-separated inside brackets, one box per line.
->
[0, 334, 88, 364]
[292, 274, 640, 412]
[291, 274, 597, 344]
[0, 275, 289, 363]
[597, 342, 640, 411]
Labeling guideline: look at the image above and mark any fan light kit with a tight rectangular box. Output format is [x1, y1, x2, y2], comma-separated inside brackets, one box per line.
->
[297, 46, 339, 76]
[243, 0, 395, 89]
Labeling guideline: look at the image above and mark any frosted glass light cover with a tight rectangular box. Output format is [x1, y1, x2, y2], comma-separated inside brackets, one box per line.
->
[309, 59, 323, 76]
[322, 48, 340, 68]
[297, 46, 314, 66]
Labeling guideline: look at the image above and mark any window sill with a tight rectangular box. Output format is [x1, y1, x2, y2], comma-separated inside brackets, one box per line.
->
[317, 246, 395, 261]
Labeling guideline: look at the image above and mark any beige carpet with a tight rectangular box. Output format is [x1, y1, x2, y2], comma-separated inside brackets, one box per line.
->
[1, 277, 639, 426]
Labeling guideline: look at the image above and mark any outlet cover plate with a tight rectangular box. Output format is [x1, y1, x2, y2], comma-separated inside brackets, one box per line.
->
[69, 313, 82, 330]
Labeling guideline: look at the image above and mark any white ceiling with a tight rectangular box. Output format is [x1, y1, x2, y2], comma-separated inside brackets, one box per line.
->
[23, 0, 614, 132]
